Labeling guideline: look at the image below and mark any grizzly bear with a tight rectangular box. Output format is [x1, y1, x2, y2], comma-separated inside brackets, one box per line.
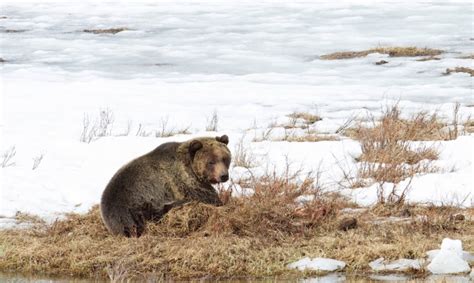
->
[100, 135, 231, 237]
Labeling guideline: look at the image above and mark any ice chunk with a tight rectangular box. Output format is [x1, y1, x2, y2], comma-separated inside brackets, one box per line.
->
[427, 239, 471, 274]
[369, 257, 423, 272]
[440, 238, 463, 257]
[427, 249, 474, 263]
[288, 257, 346, 272]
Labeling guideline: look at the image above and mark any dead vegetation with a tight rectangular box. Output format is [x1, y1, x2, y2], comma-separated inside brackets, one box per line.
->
[233, 136, 257, 168]
[286, 111, 322, 126]
[83, 28, 128, 34]
[274, 131, 339, 143]
[0, 184, 471, 281]
[321, 47, 443, 60]
[341, 104, 467, 188]
[205, 110, 219, 132]
[1, 147, 16, 168]
[416, 56, 441, 62]
[253, 110, 337, 143]
[445, 67, 474, 76]
[457, 54, 474, 59]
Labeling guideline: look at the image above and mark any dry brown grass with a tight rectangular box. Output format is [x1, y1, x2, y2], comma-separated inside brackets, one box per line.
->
[464, 119, 474, 133]
[1, 200, 471, 281]
[416, 56, 441, 62]
[287, 112, 322, 125]
[445, 67, 474, 76]
[457, 54, 474, 59]
[83, 28, 128, 34]
[280, 133, 339, 143]
[343, 105, 447, 187]
[321, 47, 443, 60]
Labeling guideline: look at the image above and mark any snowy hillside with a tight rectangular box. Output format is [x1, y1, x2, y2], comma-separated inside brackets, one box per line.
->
[1, 0, 473, 225]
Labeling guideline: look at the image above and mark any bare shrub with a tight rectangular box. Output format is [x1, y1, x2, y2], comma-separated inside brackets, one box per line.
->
[347, 105, 441, 189]
[1, 147, 16, 168]
[205, 111, 219, 132]
[32, 154, 44, 170]
[252, 119, 277, 142]
[136, 123, 152, 137]
[80, 109, 114, 143]
[116, 120, 133, 137]
[448, 102, 460, 139]
[155, 117, 191, 137]
[335, 114, 358, 134]
[233, 136, 256, 168]
[156, 117, 174, 138]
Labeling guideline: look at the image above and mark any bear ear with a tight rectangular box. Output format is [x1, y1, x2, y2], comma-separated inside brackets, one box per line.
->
[189, 140, 203, 159]
[216, 135, 229, 145]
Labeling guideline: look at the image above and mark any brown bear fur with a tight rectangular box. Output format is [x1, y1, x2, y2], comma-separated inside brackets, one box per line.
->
[100, 135, 231, 237]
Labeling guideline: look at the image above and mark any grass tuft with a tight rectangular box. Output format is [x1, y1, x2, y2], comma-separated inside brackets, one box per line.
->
[83, 28, 128, 34]
[344, 105, 445, 187]
[445, 67, 474, 76]
[287, 112, 322, 125]
[321, 47, 443, 60]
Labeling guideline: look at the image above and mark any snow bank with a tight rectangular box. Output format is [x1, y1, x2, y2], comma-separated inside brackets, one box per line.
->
[287, 257, 346, 272]
[427, 238, 471, 274]
[1, 1, 473, 223]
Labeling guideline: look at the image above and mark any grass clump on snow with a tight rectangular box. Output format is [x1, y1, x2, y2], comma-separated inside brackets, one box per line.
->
[445, 67, 474, 76]
[321, 47, 443, 60]
[83, 28, 128, 34]
[343, 105, 450, 186]
[287, 111, 322, 126]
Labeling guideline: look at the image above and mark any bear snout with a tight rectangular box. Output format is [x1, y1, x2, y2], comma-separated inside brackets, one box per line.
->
[220, 173, 229, 182]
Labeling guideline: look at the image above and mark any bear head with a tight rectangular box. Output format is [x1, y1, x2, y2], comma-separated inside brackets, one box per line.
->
[188, 135, 231, 184]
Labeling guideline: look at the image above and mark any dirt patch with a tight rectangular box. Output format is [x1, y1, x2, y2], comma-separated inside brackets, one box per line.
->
[3, 29, 27, 33]
[321, 47, 443, 60]
[83, 28, 128, 34]
[457, 54, 474, 59]
[375, 60, 388, 65]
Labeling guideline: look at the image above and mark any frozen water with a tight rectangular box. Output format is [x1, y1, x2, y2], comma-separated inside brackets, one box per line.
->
[369, 258, 423, 272]
[427, 238, 471, 274]
[427, 250, 474, 263]
[288, 257, 346, 272]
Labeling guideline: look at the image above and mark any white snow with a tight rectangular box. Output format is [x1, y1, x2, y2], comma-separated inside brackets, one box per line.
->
[427, 238, 471, 274]
[369, 258, 423, 272]
[287, 257, 346, 272]
[1, 1, 473, 224]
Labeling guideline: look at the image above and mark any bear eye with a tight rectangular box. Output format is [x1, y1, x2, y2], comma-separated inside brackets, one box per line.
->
[208, 160, 216, 165]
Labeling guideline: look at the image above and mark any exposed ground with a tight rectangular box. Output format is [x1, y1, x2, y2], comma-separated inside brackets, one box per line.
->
[83, 28, 128, 34]
[320, 47, 444, 60]
[0, 193, 472, 281]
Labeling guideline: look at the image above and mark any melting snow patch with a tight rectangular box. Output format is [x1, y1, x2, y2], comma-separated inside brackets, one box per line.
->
[427, 238, 471, 274]
[369, 258, 423, 272]
[287, 257, 346, 272]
